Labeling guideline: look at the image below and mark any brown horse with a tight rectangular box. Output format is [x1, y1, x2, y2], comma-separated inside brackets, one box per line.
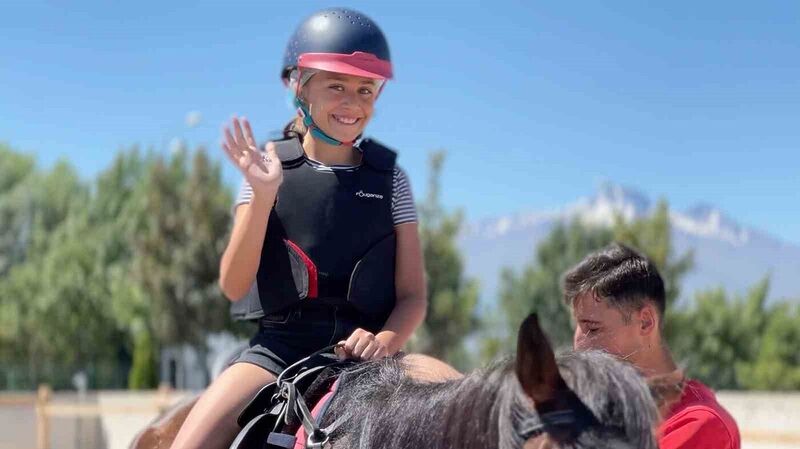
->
[130, 395, 199, 449]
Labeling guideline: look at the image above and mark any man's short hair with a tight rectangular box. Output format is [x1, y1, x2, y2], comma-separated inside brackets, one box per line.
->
[562, 243, 666, 321]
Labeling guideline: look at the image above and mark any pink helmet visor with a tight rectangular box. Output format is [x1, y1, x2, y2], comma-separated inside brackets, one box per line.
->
[297, 51, 393, 80]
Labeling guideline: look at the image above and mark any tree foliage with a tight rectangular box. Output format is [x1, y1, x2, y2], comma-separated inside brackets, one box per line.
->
[672, 279, 800, 390]
[0, 143, 234, 389]
[412, 151, 480, 369]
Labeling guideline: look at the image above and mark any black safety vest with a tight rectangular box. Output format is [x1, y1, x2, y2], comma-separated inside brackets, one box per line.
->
[230, 137, 397, 330]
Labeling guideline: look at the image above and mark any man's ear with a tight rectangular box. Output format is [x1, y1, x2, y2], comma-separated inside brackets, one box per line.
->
[637, 304, 657, 336]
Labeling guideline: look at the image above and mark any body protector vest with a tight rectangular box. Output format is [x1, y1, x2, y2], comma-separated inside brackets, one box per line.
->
[230, 137, 398, 330]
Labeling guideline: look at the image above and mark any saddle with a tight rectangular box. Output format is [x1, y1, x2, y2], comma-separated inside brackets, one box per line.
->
[231, 345, 354, 449]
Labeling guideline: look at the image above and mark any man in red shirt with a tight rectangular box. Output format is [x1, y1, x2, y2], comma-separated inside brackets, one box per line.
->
[562, 243, 740, 449]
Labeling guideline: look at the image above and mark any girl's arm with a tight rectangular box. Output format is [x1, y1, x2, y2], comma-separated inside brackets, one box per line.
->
[375, 222, 428, 354]
[219, 193, 275, 301]
[218, 117, 283, 301]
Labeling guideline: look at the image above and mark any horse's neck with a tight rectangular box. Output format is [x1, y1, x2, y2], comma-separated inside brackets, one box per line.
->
[423, 369, 516, 449]
[325, 362, 517, 449]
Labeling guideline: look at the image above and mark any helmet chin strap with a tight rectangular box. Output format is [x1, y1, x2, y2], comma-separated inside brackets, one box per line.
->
[293, 97, 356, 147]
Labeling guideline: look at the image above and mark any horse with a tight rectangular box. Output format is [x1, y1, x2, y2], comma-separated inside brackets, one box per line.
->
[132, 314, 659, 449]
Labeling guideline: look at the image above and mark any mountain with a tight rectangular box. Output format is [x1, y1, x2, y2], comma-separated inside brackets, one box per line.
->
[459, 182, 800, 305]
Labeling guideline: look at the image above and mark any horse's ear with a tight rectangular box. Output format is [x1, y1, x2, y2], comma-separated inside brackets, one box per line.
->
[515, 313, 567, 403]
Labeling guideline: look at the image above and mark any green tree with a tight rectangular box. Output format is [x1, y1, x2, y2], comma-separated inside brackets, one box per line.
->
[0, 143, 35, 192]
[670, 279, 770, 389]
[0, 144, 36, 275]
[128, 328, 158, 390]
[411, 151, 480, 368]
[0, 143, 234, 389]
[670, 277, 800, 391]
[0, 155, 128, 388]
[129, 145, 234, 383]
[738, 301, 800, 390]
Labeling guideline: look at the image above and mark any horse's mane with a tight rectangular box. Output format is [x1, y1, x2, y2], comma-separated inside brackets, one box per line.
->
[321, 351, 658, 449]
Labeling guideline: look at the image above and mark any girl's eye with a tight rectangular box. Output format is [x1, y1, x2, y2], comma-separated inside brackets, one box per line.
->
[328, 84, 345, 92]
[359, 87, 374, 95]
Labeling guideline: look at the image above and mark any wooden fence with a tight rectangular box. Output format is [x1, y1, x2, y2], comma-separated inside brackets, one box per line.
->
[0, 384, 180, 449]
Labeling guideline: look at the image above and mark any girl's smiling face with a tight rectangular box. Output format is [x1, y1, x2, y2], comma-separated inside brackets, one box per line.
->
[300, 70, 381, 143]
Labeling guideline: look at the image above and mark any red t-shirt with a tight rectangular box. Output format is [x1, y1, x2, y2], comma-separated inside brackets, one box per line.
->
[658, 380, 741, 449]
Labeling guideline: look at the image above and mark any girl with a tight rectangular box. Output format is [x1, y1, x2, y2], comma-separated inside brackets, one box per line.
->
[169, 8, 440, 449]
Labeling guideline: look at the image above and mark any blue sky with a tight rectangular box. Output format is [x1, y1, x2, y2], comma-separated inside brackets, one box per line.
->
[2, 1, 799, 244]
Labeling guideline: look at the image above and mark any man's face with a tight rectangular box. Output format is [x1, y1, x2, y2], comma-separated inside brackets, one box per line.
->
[571, 292, 644, 362]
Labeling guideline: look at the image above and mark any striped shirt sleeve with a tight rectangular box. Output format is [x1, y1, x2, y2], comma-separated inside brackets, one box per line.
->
[232, 179, 254, 214]
[392, 167, 418, 226]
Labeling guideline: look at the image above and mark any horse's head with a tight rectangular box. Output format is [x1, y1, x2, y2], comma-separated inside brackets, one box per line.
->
[514, 314, 658, 449]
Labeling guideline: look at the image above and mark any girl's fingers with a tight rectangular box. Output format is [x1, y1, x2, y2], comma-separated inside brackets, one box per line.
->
[224, 126, 238, 153]
[360, 341, 379, 360]
[222, 137, 243, 158]
[352, 336, 374, 358]
[221, 142, 239, 165]
[334, 344, 347, 360]
[342, 335, 357, 355]
[242, 118, 257, 148]
[222, 141, 252, 175]
[233, 117, 249, 150]
[335, 340, 353, 360]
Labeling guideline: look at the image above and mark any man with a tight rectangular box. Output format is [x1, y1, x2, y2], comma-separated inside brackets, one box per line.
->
[562, 243, 740, 449]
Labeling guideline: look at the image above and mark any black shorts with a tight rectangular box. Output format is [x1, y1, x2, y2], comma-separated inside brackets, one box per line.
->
[231, 303, 365, 375]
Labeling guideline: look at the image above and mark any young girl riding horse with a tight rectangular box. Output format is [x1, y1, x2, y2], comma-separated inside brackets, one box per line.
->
[169, 8, 435, 449]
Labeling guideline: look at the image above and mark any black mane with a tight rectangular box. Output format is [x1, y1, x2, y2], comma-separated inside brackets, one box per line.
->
[320, 351, 657, 449]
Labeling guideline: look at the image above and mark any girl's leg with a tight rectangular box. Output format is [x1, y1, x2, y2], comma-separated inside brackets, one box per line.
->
[169, 363, 276, 449]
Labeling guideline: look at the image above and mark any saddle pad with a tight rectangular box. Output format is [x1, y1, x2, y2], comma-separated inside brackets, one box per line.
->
[294, 377, 343, 449]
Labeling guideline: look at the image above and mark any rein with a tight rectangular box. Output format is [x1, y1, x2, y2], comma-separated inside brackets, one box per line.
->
[277, 344, 348, 448]
[231, 344, 348, 449]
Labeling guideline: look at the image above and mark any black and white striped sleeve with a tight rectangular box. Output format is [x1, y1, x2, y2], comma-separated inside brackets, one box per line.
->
[392, 167, 418, 226]
[232, 178, 254, 214]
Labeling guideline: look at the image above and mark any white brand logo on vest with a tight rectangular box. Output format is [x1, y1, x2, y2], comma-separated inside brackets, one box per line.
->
[356, 190, 384, 200]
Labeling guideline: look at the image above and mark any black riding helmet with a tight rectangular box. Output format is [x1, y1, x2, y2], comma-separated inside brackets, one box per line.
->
[281, 8, 393, 146]
[281, 7, 393, 84]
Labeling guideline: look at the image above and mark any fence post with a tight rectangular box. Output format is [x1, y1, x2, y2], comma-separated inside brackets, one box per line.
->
[156, 382, 172, 414]
[36, 384, 51, 449]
